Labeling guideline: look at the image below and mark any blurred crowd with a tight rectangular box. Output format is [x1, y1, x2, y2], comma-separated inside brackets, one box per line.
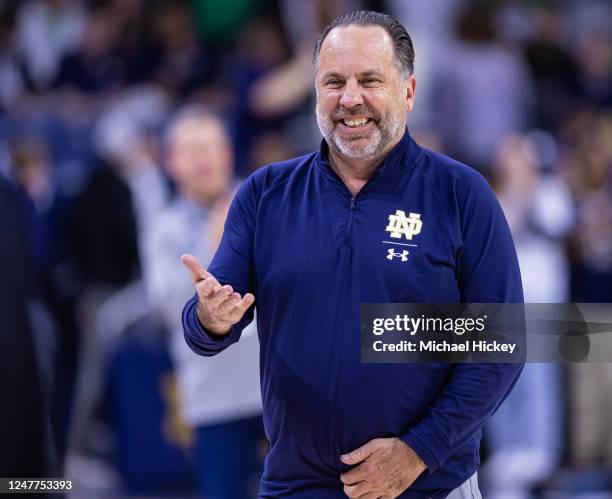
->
[0, 0, 611, 497]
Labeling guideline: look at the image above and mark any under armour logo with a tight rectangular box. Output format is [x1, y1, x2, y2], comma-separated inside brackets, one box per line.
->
[385, 210, 422, 240]
[387, 248, 409, 262]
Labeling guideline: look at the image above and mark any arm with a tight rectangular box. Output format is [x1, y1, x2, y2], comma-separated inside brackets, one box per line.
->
[182, 174, 260, 356]
[401, 169, 524, 472]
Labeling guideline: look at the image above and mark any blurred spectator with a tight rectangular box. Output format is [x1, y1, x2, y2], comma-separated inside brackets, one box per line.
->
[387, 0, 465, 129]
[107, 0, 158, 85]
[231, 17, 294, 171]
[150, 2, 212, 98]
[494, 133, 574, 302]
[143, 107, 263, 499]
[53, 5, 125, 94]
[62, 154, 141, 462]
[562, 110, 612, 302]
[9, 135, 75, 460]
[0, 174, 47, 477]
[433, 3, 534, 173]
[483, 133, 574, 499]
[16, 0, 86, 91]
[91, 85, 170, 238]
[66, 159, 140, 291]
[232, 15, 316, 173]
[66, 89, 169, 463]
[10, 136, 58, 253]
[66, 84, 169, 292]
[522, 6, 582, 131]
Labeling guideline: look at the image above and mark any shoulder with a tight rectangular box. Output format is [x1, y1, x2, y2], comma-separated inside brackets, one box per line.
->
[237, 151, 318, 200]
[414, 146, 495, 205]
[417, 147, 487, 186]
[249, 151, 317, 184]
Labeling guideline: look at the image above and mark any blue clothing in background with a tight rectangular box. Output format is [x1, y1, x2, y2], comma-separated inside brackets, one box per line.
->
[193, 415, 264, 499]
[182, 131, 524, 498]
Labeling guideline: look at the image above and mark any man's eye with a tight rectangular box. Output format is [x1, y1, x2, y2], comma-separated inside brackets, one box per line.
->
[326, 80, 344, 87]
[362, 78, 381, 85]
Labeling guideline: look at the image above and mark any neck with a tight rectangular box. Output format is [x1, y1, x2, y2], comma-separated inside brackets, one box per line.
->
[327, 151, 380, 197]
[327, 130, 405, 197]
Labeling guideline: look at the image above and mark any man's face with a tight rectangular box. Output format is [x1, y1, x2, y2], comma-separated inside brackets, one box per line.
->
[167, 117, 232, 203]
[315, 25, 415, 160]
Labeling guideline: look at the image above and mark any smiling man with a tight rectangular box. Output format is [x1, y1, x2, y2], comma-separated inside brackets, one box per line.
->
[181, 11, 523, 499]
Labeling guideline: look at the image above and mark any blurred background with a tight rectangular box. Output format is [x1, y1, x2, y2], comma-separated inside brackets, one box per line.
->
[0, 0, 611, 497]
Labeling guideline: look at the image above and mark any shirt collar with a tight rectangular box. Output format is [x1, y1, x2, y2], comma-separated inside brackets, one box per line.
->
[314, 128, 418, 191]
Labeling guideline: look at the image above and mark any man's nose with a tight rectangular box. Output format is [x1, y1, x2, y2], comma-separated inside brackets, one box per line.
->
[339, 79, 364, 108]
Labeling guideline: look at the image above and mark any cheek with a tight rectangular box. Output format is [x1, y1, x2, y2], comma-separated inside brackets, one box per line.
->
[365, 89, 392, 108]
[318, 92, 340, 114]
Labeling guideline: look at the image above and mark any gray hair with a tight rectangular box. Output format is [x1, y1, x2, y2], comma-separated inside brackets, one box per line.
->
[313, 10, 415, 78]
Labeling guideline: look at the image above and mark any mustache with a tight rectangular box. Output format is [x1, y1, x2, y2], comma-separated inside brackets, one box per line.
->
[332, 106, 379, 121]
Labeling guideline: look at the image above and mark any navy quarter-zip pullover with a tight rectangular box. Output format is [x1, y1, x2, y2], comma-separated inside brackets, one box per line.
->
[182, 131, 524, 498]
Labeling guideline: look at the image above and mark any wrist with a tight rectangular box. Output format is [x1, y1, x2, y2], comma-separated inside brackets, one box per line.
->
[413, 452, 427, 473]
[398, 438, 427, 473]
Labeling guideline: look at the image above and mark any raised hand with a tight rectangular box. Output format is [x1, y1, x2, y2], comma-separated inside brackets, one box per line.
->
[181, 254, 255, 336]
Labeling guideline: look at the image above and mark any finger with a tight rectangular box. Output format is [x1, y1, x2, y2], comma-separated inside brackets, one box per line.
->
[357, 493, 379, 499]
[181, 254, 210, 283]
[207, 284, 234, 308]
[218, 290, 256, 317]
[217, 292, 242, 314]
[234, 293, 255, 313]
[195, 276, 221, 298]
[343, 481, 373, 498]
[224, 293, 256, 321]
[341, 463, 370, 485]
[341, 439, 380, 465]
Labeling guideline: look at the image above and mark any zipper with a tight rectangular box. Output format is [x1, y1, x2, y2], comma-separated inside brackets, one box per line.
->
[345, 196, 356, 249]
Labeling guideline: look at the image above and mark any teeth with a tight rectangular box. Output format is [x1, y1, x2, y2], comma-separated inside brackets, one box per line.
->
[343, 118, 368, 127]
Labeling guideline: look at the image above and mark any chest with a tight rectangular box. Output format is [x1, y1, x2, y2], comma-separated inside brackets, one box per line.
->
[253, 183, 462, 303]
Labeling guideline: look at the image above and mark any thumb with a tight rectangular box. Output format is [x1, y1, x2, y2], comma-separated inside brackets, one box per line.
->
[341, 439, 379, 465]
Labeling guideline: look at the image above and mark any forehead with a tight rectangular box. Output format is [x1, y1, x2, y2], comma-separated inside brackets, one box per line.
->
[318, 24, 396, 74]
[171, 117, 225, 144]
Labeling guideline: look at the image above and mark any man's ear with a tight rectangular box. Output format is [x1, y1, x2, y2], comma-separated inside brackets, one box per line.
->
[405, 74, 416, 113]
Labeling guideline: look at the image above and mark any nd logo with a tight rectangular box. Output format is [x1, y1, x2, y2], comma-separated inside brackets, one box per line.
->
[385, 210, 422, 240]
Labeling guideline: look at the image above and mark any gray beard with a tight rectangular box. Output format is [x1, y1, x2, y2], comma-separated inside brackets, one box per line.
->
[316, 107, 406, 160]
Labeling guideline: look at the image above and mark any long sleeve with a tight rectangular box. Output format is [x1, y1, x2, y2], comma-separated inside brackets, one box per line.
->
[402, 168, 524, 472]
[182, 172, 261, 356]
